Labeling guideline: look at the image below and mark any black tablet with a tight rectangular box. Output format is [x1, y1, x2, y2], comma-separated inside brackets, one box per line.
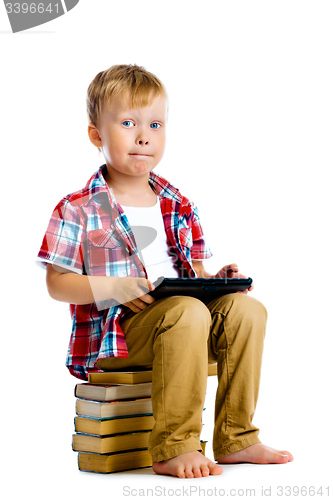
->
[150, 277, 253, 301]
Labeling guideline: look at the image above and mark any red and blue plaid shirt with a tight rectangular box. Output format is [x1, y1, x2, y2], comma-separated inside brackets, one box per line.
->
[38, 165, 212, 380]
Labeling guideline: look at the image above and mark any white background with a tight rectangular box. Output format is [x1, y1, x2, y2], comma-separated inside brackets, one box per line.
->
[1, 1, 332, 498]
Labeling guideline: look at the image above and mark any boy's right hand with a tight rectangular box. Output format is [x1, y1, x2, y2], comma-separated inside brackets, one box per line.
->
[114, 276, 155, 313]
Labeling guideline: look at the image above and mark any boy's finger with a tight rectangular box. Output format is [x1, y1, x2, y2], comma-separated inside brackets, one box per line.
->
[123, 301, 141, 313]
[147, 280, 155, 291]
[224, 263, 238, 271]
[138, 292, 155, 304]
[137, 279, 149, 293]
[137, 279, 155, 295]
[132, 298, 149, 310]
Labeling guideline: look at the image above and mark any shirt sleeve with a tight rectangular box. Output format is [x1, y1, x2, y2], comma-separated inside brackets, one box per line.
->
[37, 197, 86, 274]
[189, 203, 213, 261]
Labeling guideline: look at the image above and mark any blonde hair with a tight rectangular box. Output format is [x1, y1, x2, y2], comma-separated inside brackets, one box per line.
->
[87, 64, 167, 126]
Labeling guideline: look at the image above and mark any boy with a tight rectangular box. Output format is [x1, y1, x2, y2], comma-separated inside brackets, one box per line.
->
[38, 64, 293, 478]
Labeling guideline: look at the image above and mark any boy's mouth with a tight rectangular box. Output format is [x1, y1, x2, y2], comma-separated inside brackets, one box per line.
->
[129, 153, 152, 157]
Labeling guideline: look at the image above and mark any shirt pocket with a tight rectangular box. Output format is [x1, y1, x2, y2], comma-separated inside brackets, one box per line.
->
[87, 229, 127, 276]
[179, 227, 193, 250]
[88, 228, 124, 249]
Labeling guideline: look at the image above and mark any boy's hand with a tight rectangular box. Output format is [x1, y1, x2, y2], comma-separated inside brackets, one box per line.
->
[215, 263, 239, 279]
[215, 263, 254, 293]
[114, 276, 156, 313]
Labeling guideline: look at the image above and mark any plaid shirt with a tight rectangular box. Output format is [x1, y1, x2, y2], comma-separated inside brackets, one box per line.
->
[38, 165, 212, 380]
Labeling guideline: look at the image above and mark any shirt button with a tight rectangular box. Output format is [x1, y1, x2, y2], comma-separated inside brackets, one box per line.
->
[140, 271, 145, 277]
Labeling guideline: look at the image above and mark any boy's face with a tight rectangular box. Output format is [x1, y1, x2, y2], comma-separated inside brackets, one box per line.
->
[92, 93, 167, 180]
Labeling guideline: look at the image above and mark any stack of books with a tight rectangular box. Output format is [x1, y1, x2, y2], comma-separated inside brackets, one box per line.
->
[73, 370, 154, 474]
[73, 365, 217, 473]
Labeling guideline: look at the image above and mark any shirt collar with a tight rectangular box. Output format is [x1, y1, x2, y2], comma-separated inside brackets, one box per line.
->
[83, 165, 183, 208]
[148, 170, 182, 203]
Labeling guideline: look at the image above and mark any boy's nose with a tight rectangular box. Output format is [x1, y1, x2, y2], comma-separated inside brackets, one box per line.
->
[137, 138, 149, 146]
[136, 129, 149, 146]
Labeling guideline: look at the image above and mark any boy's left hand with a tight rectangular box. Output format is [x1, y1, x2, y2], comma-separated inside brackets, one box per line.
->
[215, 263, 254, 293]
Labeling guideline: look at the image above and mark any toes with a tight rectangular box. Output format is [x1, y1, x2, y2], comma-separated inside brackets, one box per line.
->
[153, 452, 224, 478]
[210, 463, 223, 475]
[283, 451, 294, 461]
[275, 452, 290, 464]
[207, 459, 223, 475]
[201, 465, 210, 477]
[275, 449, 294, 464]
[184, 466, 194, 478]
[193, 466, 202, 478]
[176, 465, 186, 479]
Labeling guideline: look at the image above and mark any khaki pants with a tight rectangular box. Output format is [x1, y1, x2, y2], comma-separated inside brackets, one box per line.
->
[96, 293, 267, 462]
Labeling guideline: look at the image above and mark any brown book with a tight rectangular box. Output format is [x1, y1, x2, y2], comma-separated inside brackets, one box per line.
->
[78, 443, 207, 473]
[75, 382, 152, 402]
[75, 414, 155, 436]
[88, 364, 217, 385]
[208, 364, 217, 377]
[76, 397, 152, 418]
[88, 371, 152, 385]
[73, 430, 150, 454]
[78, 448, 152, 473]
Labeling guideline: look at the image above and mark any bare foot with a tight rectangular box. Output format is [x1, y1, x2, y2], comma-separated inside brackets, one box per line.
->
[217, 443, 294, 465]
[153, 450, 223, 478]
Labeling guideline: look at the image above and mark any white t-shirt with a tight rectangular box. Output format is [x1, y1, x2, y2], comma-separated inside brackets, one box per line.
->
[122, 199, 179, 283]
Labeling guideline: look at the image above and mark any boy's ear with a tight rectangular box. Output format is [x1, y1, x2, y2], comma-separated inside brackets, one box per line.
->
[88, 124, 102, 148]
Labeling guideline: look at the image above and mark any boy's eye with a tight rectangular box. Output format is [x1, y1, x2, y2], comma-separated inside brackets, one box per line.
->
[150, 122, 161, 129]
[122, 120, 135, 128]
